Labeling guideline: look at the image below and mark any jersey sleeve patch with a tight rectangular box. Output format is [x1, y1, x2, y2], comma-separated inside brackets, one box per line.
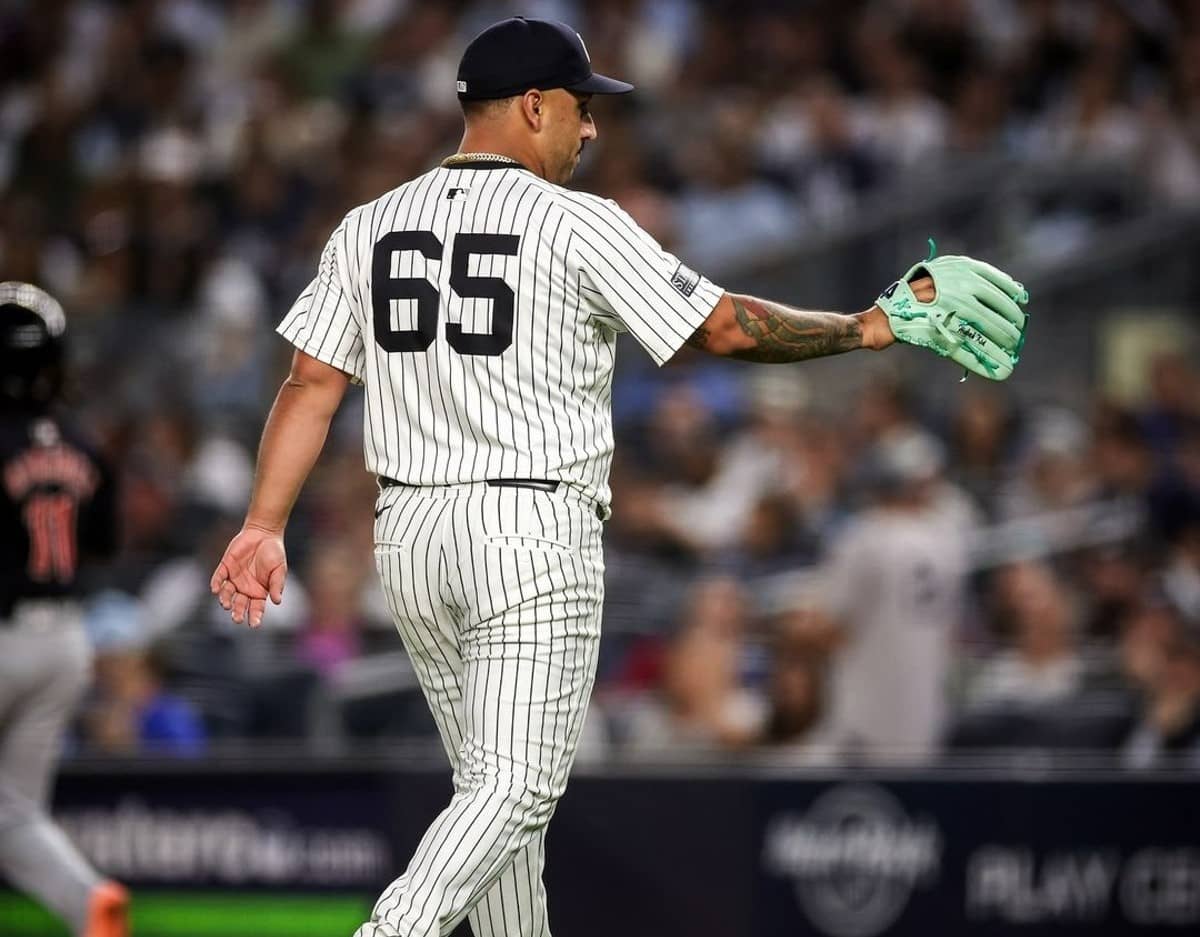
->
[670, 262, 700, 298]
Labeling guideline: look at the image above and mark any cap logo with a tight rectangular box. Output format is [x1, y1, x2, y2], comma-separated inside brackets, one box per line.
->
[457, 80, 468, 93]
[576, 32, 591, 63]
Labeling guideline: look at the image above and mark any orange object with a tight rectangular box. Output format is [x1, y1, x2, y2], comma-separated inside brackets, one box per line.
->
[85, 881, 129, 937]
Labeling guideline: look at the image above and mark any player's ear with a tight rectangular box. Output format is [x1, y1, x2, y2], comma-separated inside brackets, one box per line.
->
[521, 90, 544, 130]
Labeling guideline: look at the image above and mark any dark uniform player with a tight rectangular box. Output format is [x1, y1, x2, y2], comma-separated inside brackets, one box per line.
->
[0, 282, 128, 937]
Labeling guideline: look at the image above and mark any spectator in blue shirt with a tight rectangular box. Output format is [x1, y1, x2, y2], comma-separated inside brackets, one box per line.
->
[83, 591, 206, 756]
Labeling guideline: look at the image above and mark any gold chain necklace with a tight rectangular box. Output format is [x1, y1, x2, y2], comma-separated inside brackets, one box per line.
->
[441, 152, 523, 167]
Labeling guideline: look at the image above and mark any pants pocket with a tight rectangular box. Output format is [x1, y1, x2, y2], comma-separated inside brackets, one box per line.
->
[483, 534, 571, 553]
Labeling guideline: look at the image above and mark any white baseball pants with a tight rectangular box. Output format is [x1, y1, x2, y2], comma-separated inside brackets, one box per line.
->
[355, 481, 605, 937]
[0, 605, 100, 935]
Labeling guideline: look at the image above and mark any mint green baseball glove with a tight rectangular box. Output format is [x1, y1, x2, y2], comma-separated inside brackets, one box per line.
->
[875, 248, 1030, 381]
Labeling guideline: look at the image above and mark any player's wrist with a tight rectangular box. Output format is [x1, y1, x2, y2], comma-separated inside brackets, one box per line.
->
[854, 306, 895, 351]
[242, 517, 286, 536]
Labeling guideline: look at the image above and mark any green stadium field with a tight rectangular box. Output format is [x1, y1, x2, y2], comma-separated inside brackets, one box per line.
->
[0, 891, 371, 936]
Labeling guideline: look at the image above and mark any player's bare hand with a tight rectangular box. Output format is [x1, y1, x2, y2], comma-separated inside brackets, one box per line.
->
[209, 524, 287, 628]
[909, 275, 935, 303]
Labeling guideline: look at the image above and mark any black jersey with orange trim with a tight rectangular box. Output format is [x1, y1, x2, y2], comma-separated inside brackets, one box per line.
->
[0, 411, 116, 617]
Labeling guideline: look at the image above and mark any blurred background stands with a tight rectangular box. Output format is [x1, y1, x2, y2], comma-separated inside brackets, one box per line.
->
[1, 0, 1198, 769]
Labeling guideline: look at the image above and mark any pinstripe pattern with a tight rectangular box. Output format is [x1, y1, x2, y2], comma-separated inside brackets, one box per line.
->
[278, 162, 724, 937]
[362, 483, 603, 937]
[277, 165, 723, 507]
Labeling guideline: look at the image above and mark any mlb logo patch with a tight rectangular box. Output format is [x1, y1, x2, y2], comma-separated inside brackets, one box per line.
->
[670, 262, 700, 298]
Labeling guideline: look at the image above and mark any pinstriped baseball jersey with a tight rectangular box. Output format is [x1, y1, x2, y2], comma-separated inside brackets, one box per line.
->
[277, 162, 723, 503]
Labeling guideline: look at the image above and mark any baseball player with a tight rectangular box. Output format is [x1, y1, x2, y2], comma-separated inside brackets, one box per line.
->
[209, 17, 1029, 937]
[0, 283, 128, 937]
[821, 429, 970, 765]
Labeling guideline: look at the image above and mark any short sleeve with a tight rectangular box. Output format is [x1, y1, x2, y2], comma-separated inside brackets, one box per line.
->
[567, 195, 723, 366]
[277, 219, 366, 382]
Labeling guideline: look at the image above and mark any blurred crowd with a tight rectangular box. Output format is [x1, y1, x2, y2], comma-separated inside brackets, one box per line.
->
[2, 0, 1200, 768]
[598, 359, 1200, 770]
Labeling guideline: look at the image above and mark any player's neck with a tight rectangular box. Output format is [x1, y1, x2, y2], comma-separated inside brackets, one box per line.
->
[455, 132, 544, 179]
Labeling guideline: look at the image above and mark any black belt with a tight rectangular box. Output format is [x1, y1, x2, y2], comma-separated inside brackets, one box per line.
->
[379, 477, 559, 493]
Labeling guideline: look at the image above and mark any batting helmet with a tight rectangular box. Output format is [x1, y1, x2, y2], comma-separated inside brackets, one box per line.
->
[0, 281, 66, 407]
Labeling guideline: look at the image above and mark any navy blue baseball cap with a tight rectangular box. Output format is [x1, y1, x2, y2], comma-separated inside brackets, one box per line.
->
[456, 17, 634, 101]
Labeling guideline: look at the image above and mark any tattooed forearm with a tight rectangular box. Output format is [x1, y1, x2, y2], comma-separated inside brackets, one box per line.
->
[686, 323, 711, 350]
[727, 294, 863, 363]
